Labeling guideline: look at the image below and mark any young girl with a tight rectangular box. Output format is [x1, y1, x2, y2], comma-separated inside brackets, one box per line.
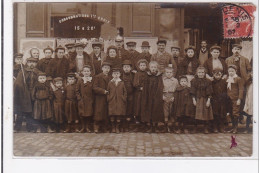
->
[190, 66, 214, 134]
[32, 72, 53, 133]
[52, 77, 65, 132]
[173, 75, 195, 134]
[133, 59, 149, 127]
[121, 60, 135, 132]
[64, 73, 79, 133]
[141, 61, 164, 133]
[226, 65, 244, 134]
[76, 65, 94, 133]
[211, 69, 228, 133]
[107, 68, 127, 133]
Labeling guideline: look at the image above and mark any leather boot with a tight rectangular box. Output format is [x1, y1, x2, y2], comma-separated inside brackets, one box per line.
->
[64, 124, 71, 133]
[116, 122, 120, 134]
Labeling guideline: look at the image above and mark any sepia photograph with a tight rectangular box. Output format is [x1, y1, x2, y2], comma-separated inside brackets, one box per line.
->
[10, 1, 257, 159]
[0, 2, 256, 171]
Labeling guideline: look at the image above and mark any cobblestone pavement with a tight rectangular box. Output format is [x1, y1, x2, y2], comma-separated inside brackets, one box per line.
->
[13, 131, 252, 157]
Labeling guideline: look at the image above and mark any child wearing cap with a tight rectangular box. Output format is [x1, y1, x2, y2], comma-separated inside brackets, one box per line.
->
[76, 65, 94, 133]
[211, 69, 228, 133]
[121, 60, 135, 132]
[93, 61, 112, 133]
[190, 66, 214, 134]
[107, 68, 127, 133]
[52, 77, 65, 132]
[173, 75, 195, 134]
[133, 59, 149, 128]
[31, 72, 54, 133]
[162, 67, 178, 133]
[141, 61, 164, 133]
[226, 65, 245, 134]
[64, 73, 79, 133]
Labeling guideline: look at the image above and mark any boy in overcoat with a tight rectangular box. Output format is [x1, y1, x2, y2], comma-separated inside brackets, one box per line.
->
[141, 61, 164, 133]
[64, 73, 79, 133]
[14, 57, 41, 132]
[107, 68, 127, 133]
[76, 65, 94, 133]
[31, 72, 54, 133]
[52, 77, 65, 132]
[93, 61, 112, 133]
[121, 60, 135, 132]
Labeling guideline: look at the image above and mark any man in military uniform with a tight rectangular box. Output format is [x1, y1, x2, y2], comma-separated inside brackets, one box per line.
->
[115, 35, 128, 60]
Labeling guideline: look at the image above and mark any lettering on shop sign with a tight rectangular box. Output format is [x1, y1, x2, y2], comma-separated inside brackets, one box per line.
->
[59, 14, 110, 24]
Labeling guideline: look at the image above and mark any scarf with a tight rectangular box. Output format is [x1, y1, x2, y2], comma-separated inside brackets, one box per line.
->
[226, 74, 238, 90]
[82, 76, 92, 84]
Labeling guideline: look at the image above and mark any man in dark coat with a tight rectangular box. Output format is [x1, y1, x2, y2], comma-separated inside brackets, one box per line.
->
[139, 41, 152, 64]
[124, 41, 141, 72]
[65, 43, 76, 59]
[197, 40, 210, 66]
[93, 61, 112, 133]
[13, 53, 25, 80]
[36, 46, 54, 73]
[89, 41, 106, 75]
[14, 57, 41, 132]
[46, 45, 69, 79]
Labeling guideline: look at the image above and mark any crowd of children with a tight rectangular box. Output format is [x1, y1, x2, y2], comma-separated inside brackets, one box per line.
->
[13, 40, 253, 134]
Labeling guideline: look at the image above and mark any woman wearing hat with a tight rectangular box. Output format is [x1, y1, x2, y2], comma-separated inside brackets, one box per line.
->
[204, 45, 228, 81]
[178, 46, 200, 86]
[69, 43, 94, 77]
[89, 41, 106, 75]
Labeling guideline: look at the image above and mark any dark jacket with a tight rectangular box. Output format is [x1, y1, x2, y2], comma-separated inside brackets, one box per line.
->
[204, 57, 228, 76]
[46, 56, 69, 79]
[178, 56, 200, 77]
[36, 58, 52, 73]
[190, 77, 213, 99]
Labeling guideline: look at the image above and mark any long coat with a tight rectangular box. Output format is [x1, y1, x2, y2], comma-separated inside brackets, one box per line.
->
[121, 72, 134, 116]
[133, 70, 148, 117]
[141, 71, 164, 123]
[107, 80, 127, 116]
[14, 67, 41, 113]
[212, 79, 228, 117]
[93, 73, 111, 121]
[46, 56, 69, 79]
[31, 82, 53, 120]
[204, 57, 228, 76]
[89, 51, 106, 75]
[173, 86, 195, 118]
[225, 55, 252, 82]
[76, 77, 94, 117]
[36, 58, 52, 73]
[64, 83, 78, 122]
[178, 56, 200, 77]
[53, 88, 65, 124]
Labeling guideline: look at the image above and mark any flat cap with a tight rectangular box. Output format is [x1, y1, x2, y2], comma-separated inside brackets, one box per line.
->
[232, 44, 242, 49]
[126, 41, 137, 46]
[74, 43, 86, 48]
[53, 77, 63, 82]
[111, 67, 121, 72]
[65, 43, 75, 48]
[67, 72, 76, 77]
[26, 57, 38, 62]
[171, 46, 181, 50]
[122, 60, 132, 66]
[101, 61, 112, 67]
[38, 72, 47, 77]
[210, 45, 222, 52]
[14, 53, 23, 58]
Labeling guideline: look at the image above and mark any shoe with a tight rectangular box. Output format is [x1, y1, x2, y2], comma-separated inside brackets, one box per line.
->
[213, 128, 218, 133]
[175, 129, 181, 134]
[111, 125, 116, 133]
[115, 124, 120, 134]
[64, 125, 71, 133]
[86, 128, 92, 133]
[243, 129, 249, 134]
[47, 127, 55, 133]
[184, 129, 189, 134]
[146, 126, 152, 133]
[94, 129, 99, 133]
[78, 128, 85, 133]
[204, 128, 209, 134]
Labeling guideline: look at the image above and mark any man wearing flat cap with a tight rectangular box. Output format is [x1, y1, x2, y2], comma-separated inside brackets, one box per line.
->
[226, 44, 252, 82]
[139, 41, 152, 63]
[125, 41, 141, 72]
[151, 39, 177, 76]
[115, 34, 129, 60]
[14, 57, 41, 132]
[171, 46, 182, 65]
[89, 40, 106, 75]
[46, 45, 69, 79]
[65, 43, 76, 59]
[13, 53, 25, 79]
[36, 46, 54, 74]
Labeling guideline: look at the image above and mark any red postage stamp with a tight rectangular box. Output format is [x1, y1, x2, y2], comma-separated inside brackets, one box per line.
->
[222, 4, 256, 38]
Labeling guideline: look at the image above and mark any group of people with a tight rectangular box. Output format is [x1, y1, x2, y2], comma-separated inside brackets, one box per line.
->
[13, 36, 253, 134]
